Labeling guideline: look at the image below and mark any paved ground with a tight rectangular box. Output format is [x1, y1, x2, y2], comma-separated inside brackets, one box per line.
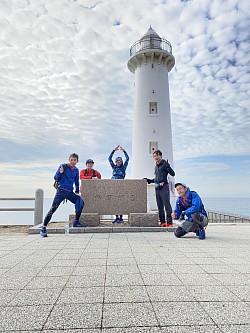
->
[0, 224, 249, 333]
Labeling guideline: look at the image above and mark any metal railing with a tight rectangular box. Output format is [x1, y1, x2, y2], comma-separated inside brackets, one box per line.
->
[0, 189, 44, 226]
[207, 210, 250, 223]
[130, 36, 172, 56]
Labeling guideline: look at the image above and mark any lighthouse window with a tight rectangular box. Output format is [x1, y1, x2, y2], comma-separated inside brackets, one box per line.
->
[149, 102, 157, 114]
[149, 141, 158, 154]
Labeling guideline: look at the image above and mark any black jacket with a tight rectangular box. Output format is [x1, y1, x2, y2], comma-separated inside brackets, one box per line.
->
[149, 159, 175, 184]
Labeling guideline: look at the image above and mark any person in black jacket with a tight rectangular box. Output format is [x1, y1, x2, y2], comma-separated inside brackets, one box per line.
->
[144, 150, 175, 227]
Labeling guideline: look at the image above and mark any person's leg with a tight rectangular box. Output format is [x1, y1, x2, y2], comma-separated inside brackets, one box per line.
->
[174, 226, 187, 238]
[43, 190, 65, 226]
[119, 215, 123, 222]
[112, 215, 120, 223]
[161, 185, 172, 225]
[41, 190, 65, 237]
[65, 192, 85, 227]
[156, 190, 165, 223]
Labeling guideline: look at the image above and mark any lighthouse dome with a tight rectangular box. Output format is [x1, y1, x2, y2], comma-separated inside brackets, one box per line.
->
[140, 26, 161, 40]
[139, 26, 162, 50]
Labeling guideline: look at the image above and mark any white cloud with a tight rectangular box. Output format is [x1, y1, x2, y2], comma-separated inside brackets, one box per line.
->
[0, 0, 249, 197]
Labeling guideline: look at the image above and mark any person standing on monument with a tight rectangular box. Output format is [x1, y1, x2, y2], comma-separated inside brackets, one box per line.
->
[144, 149, 175, 227]
[40, 153, 85, 237]
[171, 182, 208, 239]
[108, 145, 129, 223]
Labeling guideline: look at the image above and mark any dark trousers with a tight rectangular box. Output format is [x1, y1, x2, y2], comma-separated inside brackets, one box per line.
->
[155, 184, 172, 223]
[43, 189, 84, 227]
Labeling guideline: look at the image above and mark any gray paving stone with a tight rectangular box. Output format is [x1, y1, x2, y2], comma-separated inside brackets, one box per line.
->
[42, 328, 101, 333]
[168, 264, 207, 274]
[105, 273, 144, 287]
[152, 301, 214, 326]
[102, 302, 158, 328]
[138, 264, 173, 274]
[44, 303, 102, 329]
[102, 328, 161, 332]
[187, 285, 242, 302]
[219, 324, 250, 333]
[0, 276, 32, 289]
[106, 265, 140, 275]
[200, 301, 250, 325]
[77, 258, 107, 266]
[107, 257, 137, 266]
[161, 326, 222, 332]
[226, 285, 250, 301]
[177, 273, 222, 286]
[0, 304, 53, 331]
[104, 285, 150, 303]
[72, 265, 106, 276]
[66, 275, 105, 288]
[210, 273, 250, 285]
[57, 287, 104, 304]
[0, 289, 20, 306]
[146, 285, 196, 302]
[9, 288, 61, 306]
[141, 273, 183, 286]
[46, 259, 79, 267]
[197, 264, 239, 273]
[24, 275, 69, 289]
[37, 266, 74, 277]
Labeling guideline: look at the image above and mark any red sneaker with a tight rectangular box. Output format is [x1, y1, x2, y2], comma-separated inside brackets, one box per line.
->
[166, 223, 173, 227]
[159, 222, 167, 227]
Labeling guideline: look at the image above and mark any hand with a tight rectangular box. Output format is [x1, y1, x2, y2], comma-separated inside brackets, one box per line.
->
[143, 178, 151, 184]
[119, 145, 125, 152]
[159, 182, 164, 187]
[114, 145, 120, 151]
[171, 212, 176, 219]
[180, 212, 185, 220]
[59, 165, 64, 173]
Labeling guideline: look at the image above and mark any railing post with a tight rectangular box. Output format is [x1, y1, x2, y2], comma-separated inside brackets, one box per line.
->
[34, 189, 44, 226]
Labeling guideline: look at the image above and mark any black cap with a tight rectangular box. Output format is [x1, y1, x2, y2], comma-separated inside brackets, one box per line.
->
[175, 182, 186, 188]
[86, 159, 94, 164]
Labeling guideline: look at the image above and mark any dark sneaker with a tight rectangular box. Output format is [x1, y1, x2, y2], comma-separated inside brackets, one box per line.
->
[73, 220, 86, 227]
[198, 228, 206, 240]
[117, 218, 124, 223]
[112, 217, 120, 223]
[40, 227, 47, 237]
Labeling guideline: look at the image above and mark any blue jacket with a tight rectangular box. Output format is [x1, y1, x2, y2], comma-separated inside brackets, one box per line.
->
[174, 188, 207, 221]
[108, 150, 129, 179]
[54, 163, 80, 193]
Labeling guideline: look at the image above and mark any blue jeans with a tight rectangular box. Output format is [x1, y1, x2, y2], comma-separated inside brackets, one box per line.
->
[43, 189, 84, 226]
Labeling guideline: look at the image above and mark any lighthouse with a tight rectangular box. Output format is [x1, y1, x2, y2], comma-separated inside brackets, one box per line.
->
[127, 27, 175, 209]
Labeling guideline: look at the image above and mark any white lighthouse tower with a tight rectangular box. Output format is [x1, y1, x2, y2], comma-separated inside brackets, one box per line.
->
[127, 27, 175, 209]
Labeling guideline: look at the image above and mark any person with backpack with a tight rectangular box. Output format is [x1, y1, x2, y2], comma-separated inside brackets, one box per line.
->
[108, 145, 129, 223]
[144, 150, 175, 227]
[40, 153, 85, 237]
[171, 182, 208, 239]
[80, 159, 101, 180]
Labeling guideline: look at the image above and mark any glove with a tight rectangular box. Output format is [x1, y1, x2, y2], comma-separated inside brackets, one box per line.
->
[179, 211, 185, 220]
[143, 178, 152, 184]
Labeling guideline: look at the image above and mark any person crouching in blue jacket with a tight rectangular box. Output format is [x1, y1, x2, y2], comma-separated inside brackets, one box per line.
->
[40, 153, 85, 237]
[108, 145, 129, 223]
[171, 183, 208, 239]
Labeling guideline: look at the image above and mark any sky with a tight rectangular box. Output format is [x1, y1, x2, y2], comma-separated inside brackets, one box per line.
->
[0, 0, 249, 199]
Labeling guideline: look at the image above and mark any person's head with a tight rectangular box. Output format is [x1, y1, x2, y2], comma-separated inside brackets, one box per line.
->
[68, 153, 79, 166]
[115, 156, 123, 166]
[86, 159, 94, 170]
[175, 182, 187, 197]
[153, 150, 162, 163]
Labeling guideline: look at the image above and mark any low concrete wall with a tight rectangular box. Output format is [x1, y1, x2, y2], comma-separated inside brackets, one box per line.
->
[81, 179, 147, 215]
